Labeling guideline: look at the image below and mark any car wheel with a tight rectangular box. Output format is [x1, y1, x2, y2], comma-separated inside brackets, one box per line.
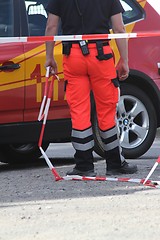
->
[92, 83, 157, 159]
[0, 142, 49, 164]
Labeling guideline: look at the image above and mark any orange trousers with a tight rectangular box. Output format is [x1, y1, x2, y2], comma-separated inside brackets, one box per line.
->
[63, 43, 118, 131]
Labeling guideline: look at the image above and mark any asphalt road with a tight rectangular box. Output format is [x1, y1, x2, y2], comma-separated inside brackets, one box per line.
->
[0, 130, 160, 240]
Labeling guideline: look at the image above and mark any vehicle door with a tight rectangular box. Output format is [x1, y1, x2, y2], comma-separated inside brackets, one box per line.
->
[0, 0, 25, 124]
[112, 0, 146, 65]
[125, 0, 160, 83]
[23, 0, 70, 122]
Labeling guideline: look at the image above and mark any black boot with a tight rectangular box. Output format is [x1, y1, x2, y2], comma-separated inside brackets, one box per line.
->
[67, 168, 96, 177]
[99, 126, 137, 175]
[107, 160, 137, 175]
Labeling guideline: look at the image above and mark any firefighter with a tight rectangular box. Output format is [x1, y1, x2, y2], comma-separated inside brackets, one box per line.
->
[45, 0, 137, 176]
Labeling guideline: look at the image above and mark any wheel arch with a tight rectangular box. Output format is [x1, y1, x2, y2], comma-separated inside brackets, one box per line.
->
[121, 69, 160, 127]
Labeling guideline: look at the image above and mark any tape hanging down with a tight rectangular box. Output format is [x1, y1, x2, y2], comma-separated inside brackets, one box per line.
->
[0, 31, 160, 44]
[143, 156, 160, 185]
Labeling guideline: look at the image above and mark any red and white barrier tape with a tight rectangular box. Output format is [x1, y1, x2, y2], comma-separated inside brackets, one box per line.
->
[40, 137, 160, 188]
[38, 67, 59, 148]
[0, 31, 160, 44]
[39, 147, 63, 181]
[38, 69, 160, 189]
[38, 67, 50, 122]
[143, 156, 160, 185]
[63, 175, 160, 188]
[39, 141, 160, 188]
[39, 150, 160, 188]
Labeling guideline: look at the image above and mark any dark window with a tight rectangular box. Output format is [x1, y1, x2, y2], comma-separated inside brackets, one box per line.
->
[0, 0, 13, 37]
[25, 0, 48, 36]
[121, 0, 146, 25]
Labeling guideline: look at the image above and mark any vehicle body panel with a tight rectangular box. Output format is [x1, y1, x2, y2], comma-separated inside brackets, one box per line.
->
[128, 1, 160, 86]
[0, 0, 159, 160]
[0, 42, 25, 123]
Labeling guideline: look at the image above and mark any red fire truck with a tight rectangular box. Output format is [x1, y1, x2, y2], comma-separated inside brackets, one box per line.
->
[0, 0, 160, 163]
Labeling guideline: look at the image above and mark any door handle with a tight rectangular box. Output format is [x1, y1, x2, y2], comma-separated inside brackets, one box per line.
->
[0, 63, 20, 71]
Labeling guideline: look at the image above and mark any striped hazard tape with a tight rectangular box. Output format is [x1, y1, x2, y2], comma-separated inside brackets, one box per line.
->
[0, 31, 160, 44]
[39, 144, 160, 189]
[38, 55, 160, 190]
[63, 176, 160, 188]
[38, 67, 59, 148]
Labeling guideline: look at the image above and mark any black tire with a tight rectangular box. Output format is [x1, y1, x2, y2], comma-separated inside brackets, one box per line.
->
[92, 83, 157, 159]
[0, 142, 49, 164]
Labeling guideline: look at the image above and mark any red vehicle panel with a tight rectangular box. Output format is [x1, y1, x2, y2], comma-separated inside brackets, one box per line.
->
[0, 0, 159, 163]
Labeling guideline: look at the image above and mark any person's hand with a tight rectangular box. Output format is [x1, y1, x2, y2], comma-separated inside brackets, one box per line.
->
[45, 57, 58, 75]
[116, 58, 129, 81]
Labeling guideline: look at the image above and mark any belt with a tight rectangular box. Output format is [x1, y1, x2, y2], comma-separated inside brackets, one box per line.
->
[71, 40, 109, 46]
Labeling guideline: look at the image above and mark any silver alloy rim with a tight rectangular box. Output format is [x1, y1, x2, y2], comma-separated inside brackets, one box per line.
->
[117, 95, 149, 149]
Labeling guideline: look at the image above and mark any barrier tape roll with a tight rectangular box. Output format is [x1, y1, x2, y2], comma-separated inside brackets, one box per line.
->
[0, 31, 160, 44]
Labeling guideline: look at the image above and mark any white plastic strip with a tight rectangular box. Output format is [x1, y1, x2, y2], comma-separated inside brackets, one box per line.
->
[108, 33, 137, 39]
[43, 99, 51, 124]
[38, 95, 46, 121]
[0, 31, 160, 44]
[39, 147, 54, 170]
[143, 162, 159, 184]
[54, 34, 83, 41]
[0, 37, 28, 43]
[45, 66, 50, 78]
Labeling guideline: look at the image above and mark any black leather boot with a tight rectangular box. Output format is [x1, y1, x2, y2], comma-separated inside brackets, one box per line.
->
[99, 126, 138, 175]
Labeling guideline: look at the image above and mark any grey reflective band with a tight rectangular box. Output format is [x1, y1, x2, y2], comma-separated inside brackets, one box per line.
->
[72, 140, 94, 151]
[72, 127, 93, 139]
[100, 126, 118, 139]
[103, 139, 119, 151]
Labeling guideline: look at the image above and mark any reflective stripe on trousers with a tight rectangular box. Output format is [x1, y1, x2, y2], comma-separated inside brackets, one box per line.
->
[99, 125, 124, 169]
[72, 127, 94, 151]
[71, 127, 94, 171]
